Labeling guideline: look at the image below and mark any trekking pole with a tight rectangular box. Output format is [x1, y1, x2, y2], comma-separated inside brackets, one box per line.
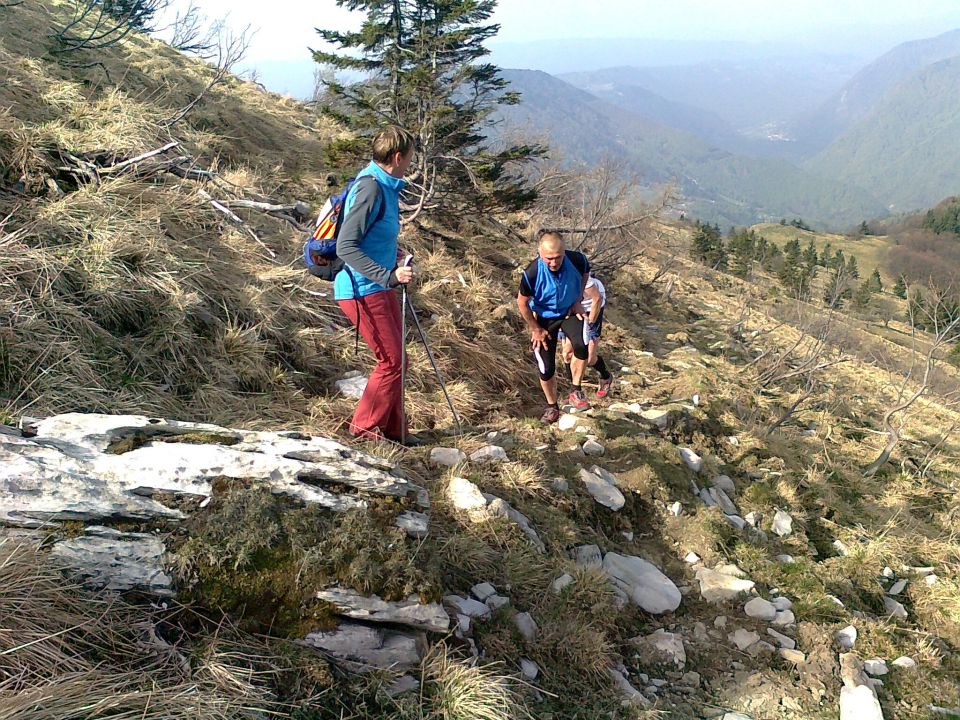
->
[405, 293, 463, 436]
[399, 255, 413, 445]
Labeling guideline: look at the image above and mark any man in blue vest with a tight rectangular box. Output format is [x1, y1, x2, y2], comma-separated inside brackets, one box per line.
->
[517, 231, 592, 424]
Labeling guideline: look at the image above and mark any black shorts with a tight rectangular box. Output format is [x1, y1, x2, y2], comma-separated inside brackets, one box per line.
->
[531, 314, 589, 381]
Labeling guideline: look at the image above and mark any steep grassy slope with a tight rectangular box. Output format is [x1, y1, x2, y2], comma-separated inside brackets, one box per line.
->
[806, 55, 960, 215]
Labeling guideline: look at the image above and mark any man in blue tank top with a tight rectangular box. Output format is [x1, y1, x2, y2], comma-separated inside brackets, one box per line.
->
[517, 231, 592, 424]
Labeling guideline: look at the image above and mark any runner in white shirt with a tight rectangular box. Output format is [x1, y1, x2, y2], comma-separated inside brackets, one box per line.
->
[561, 273, 613, 397]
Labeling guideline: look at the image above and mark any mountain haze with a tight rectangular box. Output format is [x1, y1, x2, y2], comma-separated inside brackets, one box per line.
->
[498, 69, 885, 228]
[793, 28, 960, 154]
[806, 55, 960, 214]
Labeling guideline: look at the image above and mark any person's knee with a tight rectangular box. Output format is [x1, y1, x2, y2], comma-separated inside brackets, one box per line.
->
[572, 343, 589, 360]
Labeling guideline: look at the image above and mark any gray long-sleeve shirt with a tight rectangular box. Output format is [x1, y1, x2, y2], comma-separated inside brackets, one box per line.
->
[335, 176, 397, 289]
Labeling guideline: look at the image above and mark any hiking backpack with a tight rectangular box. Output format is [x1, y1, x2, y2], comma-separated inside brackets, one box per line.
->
[302, 175, 384, 281]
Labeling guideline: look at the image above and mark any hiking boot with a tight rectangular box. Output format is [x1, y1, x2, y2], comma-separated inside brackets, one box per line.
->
[540, 405, 561, 424]
[568, 389, 590, 410]
[596, 375, 613, 398]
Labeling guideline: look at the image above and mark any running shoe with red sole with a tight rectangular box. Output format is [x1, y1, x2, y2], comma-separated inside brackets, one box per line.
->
[540, 405, 561, 424]
[568, 389, 590, 410]
[596, 375, 613, 398]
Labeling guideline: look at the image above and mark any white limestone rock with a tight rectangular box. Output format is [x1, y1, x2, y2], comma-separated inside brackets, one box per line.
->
[863, 658, 889, 676]
[669, 501, 683, 516]
[772, 509, 793, 537]
[315, 587, 449, 633]
[766, 628, 796, 649]
[779, 648, 806, 664]
[840, 684, 884, 720]
[631, 628, 686, 667]
[678, 447, 703, 473]
[712, 475, 737, 495]
[837, 625, 858, 651]
[430, 447, 466, 467]
[578, 467, 625, 511]
[889, 579, 907, 595]
[728, 628, 760, 650]
[696, 567, 755, 603]
[558, 414, 579, 431]
[469, 445, 508, 464]
[513, 612, 538, 642]
[335, 375, 368, 398]
[883, 596, 908, 619]
[470, 582, 497, 602]
[520, 658, 539, 681]
[582, 439, 605, 456]
[50, 526, 172, 595]
[744, 597, 778, 621]
[603, 552, 682, 614]
[571, 544, 603, 569]
[772, 609, 796, 627]
[301, 623, 420, 672]
[443, 594, 491, 620]
[608, 668, 652, 708]
[551, 573, 575, 594]
[891, 656, 916, 670]
[447, 476, 487, 511]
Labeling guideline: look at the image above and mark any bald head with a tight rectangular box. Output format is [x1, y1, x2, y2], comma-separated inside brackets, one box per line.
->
[538, 231, 566, 272]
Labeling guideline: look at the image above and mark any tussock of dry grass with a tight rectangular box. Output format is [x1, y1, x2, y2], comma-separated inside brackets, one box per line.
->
[419, 644, 529, 720]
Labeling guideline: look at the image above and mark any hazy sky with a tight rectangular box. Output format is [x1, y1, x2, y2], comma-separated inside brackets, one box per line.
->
[162, 0, 960, 63]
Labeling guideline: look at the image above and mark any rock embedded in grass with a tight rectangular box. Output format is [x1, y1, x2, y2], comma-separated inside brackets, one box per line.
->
[603, 552, 682, 614]
[429, 447, 466, 466]
[469, 445, 509, 464]
[744, 597, 777, 621]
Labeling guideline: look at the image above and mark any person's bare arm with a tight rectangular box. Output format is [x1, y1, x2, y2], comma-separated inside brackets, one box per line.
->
[517, 293, 548, 350]
[584, 283, 602, 324]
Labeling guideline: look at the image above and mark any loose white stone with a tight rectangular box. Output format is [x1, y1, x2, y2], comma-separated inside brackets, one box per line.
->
[725, 514, 746, 530]
[679, 447, 703, 473]
[551, 573, 575, 594]
[722, 714, 753, 720]
[884, 596, 908, 619]
[631, 628, 687, 667]
[882, 566, 895, 578]
[833, 539, 850, 556]
[608, 668, 652, 708]
[772, 510, 793, 537]
[457, 614, 471, 635]
[840, 684, 884, 720]
[582, 439, 605, 456]
[744, 511, 762, 528]
[470, 582, 497, 602]
[446, 476, 487, 511]
[728, 628, 760, 650]
[429, 447, 466, 467]
[551, 477, 569, 492]
[513, 612, 538, 642]
[863, 658, 889, 676]
[713, 475, 736, 495]
[837, 625, 857, 651]
[714, 615, 727, 628]
[700, 487, 717, 507]
[443, 595, 491, 620]
[486, 595, 511, 611]
[669, 501, 683, 516]
[558, 414, 579, 431]
[889, 579, 907, 595]
[713, 487, 739, 515]
[744, 597, 778, 621]
[469, 445, 508, 464]
[578, 467, 625, 511]
[891, 656, 916, 669]
[926, 574, 940, 585]
[772, 609, 796, 627]
[603, 552, 682, 614]
[696, 567, 755, 603]
[776, 554, 795, 563]
[766, 628, 796, 649]
[520, 658, 539, 681]
[684, 552, 701, 564]
[772, 596, 793, 611]
[335, 375, 368, 398]
[779, 648, 806, 664]
[315, 587, 450, 632]
[571, 544, 603, 569]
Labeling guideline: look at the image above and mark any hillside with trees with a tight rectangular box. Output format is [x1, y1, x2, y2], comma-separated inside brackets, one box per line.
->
[5, 3, 960, 720]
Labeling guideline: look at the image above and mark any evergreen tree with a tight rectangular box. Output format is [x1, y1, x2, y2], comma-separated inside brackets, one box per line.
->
[858, 220, 871, 236]
[893, 275, 907, 299]
[846, 254, 859, 279]
[802, 239, 818, 270]
[819, 241, 833, 267]
[690, 221, 726, 269]
[828, 248, 845, 271]
[869, 268, 883, 293]
[853, 279, 873, 310]
[314, 0, 543, 216]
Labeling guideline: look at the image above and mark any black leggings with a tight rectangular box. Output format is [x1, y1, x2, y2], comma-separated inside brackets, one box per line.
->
[532, 315, 589, 381]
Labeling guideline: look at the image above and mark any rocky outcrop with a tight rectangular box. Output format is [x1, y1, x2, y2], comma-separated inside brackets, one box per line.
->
[315, 587, 449, 633]
[301, 623, 423, 673]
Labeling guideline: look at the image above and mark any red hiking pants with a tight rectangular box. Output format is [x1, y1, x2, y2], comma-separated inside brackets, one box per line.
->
[337, 289, 407, 441]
